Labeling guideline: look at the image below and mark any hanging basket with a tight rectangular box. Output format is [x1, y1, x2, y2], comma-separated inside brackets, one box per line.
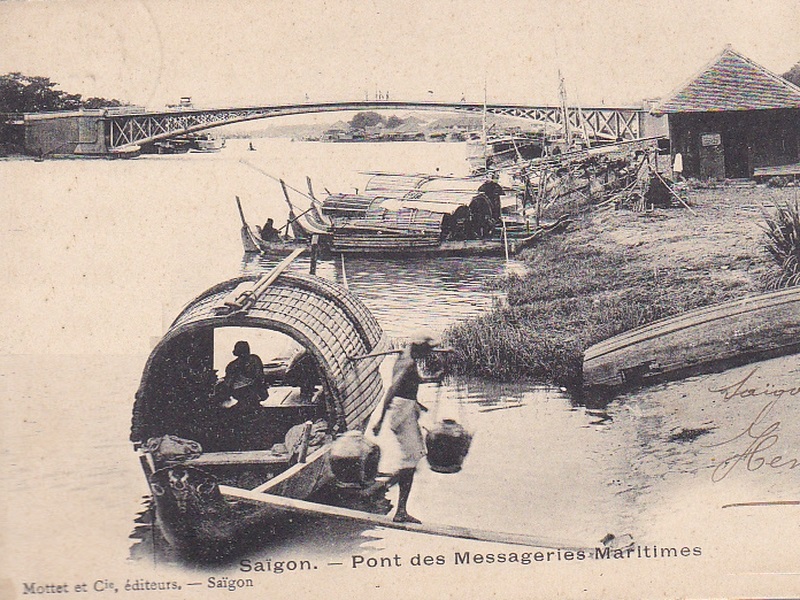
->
[425, 418, 472, 474]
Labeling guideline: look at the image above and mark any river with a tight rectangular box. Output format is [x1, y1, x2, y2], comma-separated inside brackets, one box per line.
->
[2, 138, 798, 599]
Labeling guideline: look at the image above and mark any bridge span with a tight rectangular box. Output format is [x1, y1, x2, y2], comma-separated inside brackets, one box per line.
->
[22, 100, 654, 156]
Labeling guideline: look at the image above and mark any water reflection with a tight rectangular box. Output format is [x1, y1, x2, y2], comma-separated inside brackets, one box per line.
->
[130, 376, 616, 567]
[241, 252, 520, 338]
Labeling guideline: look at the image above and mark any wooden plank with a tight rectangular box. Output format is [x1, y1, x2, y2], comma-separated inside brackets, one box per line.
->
[215, 247, 305, 313]
[754, 162, 800, 177]
[181, 450, 289, 467]
[252, 445, 329, 493]
[220, 484, 604, 553]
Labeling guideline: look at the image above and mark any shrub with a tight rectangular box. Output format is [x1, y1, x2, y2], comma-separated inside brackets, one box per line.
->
[761, 200, 800, 289]
[766, 176, 791, 188]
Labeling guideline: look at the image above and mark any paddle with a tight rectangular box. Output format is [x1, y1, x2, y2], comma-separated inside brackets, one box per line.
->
[219, 484, 628, 555]
[214, 247, 306, 314]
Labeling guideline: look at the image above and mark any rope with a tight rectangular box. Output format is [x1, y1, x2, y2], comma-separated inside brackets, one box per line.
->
[238, 158, 318, 205]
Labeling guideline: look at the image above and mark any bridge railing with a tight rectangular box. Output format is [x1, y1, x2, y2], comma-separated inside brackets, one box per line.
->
[105, 101, 646, 150]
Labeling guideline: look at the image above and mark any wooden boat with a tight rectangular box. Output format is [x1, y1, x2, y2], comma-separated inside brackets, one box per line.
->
[239, 174, 569, 258]
[582, 286, 800, 394]
[188, 133, 225, 153]
[467, 129, 545, 174]
[130, 252, 390, 558]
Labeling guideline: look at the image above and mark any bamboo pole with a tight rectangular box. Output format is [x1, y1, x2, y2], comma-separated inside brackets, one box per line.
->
[501, 217, 510, 262]
[297, 421, 313, 463]
[235, 196, 248, 227]
[349, 346, 453, 362]
[309, 235, 319, 275]
[340, 253, 349, 289]
[219, 485, 604, 552]
[655, 170, 697, 215]
[217, 247, 305, 313]
[235, 196, 261, 253]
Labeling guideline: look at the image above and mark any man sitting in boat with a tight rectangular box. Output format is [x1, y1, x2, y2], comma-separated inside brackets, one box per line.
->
[258, 218, 282, 242]
[217, 340, 268, 409]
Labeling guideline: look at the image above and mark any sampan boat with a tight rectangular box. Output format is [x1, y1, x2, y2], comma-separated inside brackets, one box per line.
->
[240, 174, 553, 258]
[130, 256, 389, 559]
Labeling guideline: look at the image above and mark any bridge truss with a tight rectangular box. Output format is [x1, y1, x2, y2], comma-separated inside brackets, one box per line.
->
[106, 101, 644, 150]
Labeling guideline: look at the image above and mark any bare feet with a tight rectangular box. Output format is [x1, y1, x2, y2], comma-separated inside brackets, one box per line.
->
[392, 512, 421, 524]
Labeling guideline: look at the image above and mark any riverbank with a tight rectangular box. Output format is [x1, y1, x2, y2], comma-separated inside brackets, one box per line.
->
[444, 183, 798, 389]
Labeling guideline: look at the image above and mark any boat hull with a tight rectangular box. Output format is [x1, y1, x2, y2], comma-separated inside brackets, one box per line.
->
[582, 286, 800, 394]
[148, 446, 335, 559]
[244, 235, 512, 259]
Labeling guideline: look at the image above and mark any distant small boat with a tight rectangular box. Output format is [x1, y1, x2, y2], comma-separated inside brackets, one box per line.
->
[467, 130, 545, 174]
[582, 286, 800, 394]
[108, 145, 141, 159]
[188, 133, 224, 153]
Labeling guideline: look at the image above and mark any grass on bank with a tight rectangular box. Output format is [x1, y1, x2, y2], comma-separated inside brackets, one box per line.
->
[443, 215, 762, 391]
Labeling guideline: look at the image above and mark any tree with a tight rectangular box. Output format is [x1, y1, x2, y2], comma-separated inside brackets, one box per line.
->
[386, 115, 404, 129]
[349, 111, 384, 130]
[82, 97, 123, 109]
[0, 72, 123, 113]
[782, 62, 800, 87]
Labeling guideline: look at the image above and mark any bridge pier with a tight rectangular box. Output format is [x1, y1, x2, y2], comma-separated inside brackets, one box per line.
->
[23, 110, 109, 157]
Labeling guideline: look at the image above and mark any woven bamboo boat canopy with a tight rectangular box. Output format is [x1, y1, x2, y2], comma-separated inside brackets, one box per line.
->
[364, 173, 504, 198]
[131, 273, 388, 441]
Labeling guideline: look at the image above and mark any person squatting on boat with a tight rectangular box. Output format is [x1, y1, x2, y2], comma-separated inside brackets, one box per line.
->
[258, 218, 282, 242]
[216, 340, 268, 409]
[372, 333, 444, 523]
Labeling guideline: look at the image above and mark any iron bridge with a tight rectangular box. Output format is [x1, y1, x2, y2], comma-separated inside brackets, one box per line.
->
[107, 101, 645, 150]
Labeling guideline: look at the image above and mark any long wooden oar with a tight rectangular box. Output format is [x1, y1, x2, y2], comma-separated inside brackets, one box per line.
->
[215, 247, 305, 314]
[219, 485, 609, 553]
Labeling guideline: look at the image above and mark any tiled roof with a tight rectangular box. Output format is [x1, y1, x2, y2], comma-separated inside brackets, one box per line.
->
[653, 46, 800, 114]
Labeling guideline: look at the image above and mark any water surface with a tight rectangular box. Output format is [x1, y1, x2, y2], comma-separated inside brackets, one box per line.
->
[2, 139, 798, 596]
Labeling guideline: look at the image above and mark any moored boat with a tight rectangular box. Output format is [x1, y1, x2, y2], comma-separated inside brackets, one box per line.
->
[130, 253, 390, 558]
[467, 129, 546, 174]
[582, 286, 800, 395]
[239, 173, 567, 258]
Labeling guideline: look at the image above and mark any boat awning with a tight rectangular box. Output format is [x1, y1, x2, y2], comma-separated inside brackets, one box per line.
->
[377, 197, 464, 215]
[364, 174, 433, 196]
[131, 273, 389, 441]
[364, 173, 501, 195]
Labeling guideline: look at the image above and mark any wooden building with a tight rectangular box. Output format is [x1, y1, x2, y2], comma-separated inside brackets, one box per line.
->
[653, 47, 800, 180]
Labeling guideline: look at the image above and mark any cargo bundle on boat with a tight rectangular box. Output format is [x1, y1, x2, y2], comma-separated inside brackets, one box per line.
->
[131, 255, 390, 558]
[320, 174, 504, 253]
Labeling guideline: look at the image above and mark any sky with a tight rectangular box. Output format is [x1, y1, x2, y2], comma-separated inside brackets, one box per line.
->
[1, 0, 798, 110]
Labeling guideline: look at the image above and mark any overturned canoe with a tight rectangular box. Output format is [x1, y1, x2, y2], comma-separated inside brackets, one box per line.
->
[582, 286, 800, 394]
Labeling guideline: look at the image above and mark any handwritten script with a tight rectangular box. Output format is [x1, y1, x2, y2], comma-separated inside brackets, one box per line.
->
[705, 367, 799, 482]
